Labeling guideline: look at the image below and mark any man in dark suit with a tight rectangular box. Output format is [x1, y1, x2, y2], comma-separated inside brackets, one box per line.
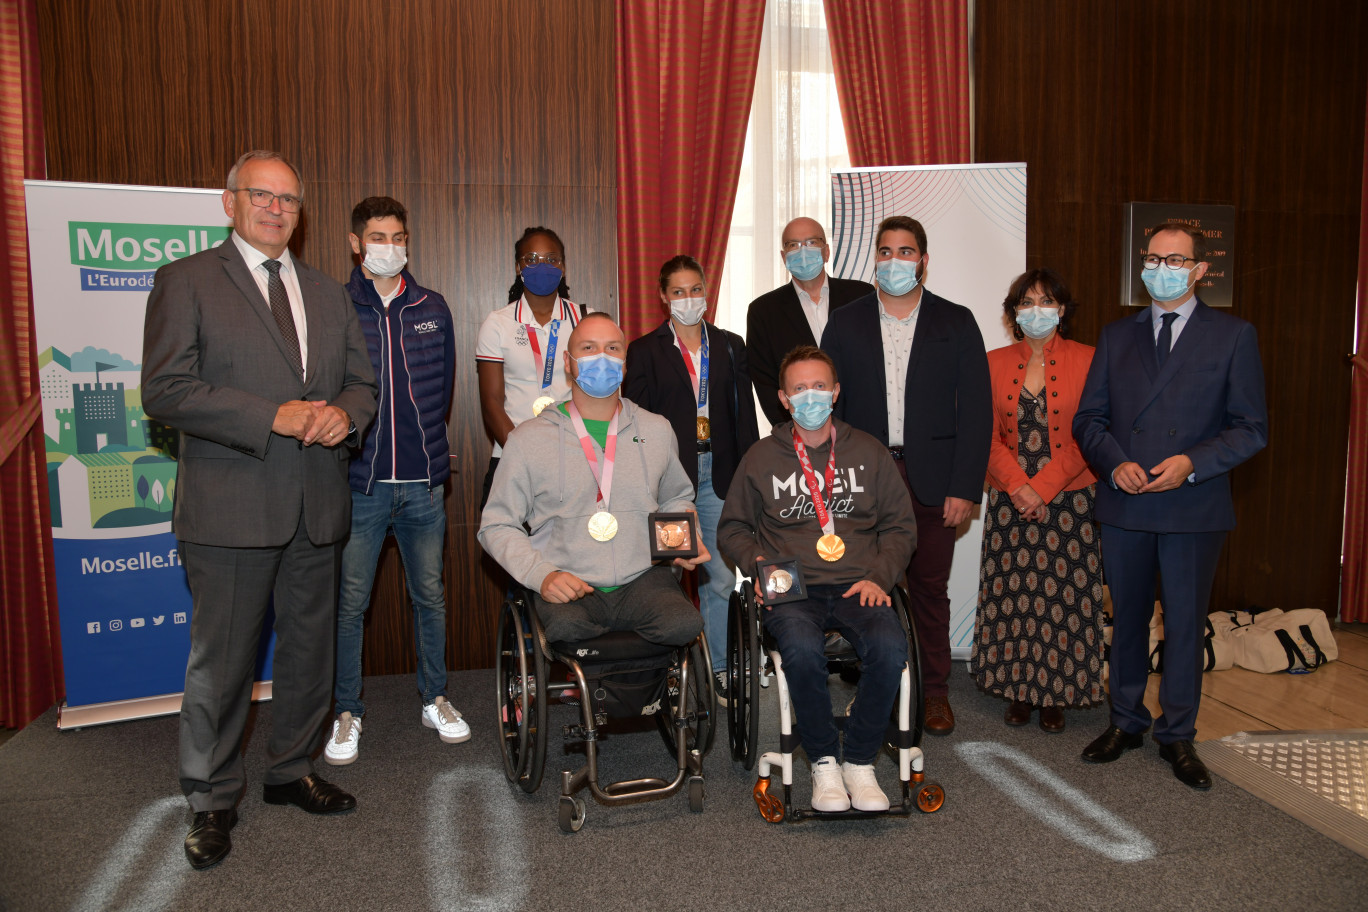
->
[1074, 221, 1267, 789]
[821, 215, 991, 735]
[746, 217, 874, 425]
[142, 150, 378, 869]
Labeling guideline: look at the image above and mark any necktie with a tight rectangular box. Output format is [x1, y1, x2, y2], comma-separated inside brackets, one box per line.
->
[263, 259, 302, 377]
[1156, 312, 1177, 369]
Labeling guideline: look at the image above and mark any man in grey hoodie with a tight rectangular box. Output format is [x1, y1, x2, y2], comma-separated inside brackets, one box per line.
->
[719, 346, 916, 813]
[479, 313, 707, 646]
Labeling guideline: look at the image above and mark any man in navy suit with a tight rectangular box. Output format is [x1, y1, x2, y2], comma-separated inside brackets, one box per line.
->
[822, 215, 992, 735]
[1073, 221, 1267, 789]
[747, 217, 874, 426]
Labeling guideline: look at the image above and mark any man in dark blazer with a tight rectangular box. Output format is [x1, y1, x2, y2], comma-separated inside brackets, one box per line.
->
[142, 150, 378, 869]
[1073, 221, 1267, 790]
[746, 217, 874, 426]
[821, 215, 991, 735]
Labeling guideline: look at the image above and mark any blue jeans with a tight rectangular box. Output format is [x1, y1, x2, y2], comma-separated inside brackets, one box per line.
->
[335, 483, 448, 715]
[762, 585, 907, 765]
[694, 452, 734, 671]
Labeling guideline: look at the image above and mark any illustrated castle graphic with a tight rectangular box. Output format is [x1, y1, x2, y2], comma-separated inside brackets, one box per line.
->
[40, 346, 177, 532]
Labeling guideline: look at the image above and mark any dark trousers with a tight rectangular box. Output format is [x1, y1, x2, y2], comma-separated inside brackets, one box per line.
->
[893, 459, 956, 697]
[762, 585, 907, 764]
[178, 523, 340, 811]
[532, 565, 703, 647]
[1101, 524, 1225, 744]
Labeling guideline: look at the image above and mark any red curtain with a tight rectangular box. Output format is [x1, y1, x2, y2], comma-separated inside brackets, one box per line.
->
[0, 0, 62, 729]
[824, 1, 970, 167]
[1342, 89, 1368, 622]
[615, 0, 765, 342]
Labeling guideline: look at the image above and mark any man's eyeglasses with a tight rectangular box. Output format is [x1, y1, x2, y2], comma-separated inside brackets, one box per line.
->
[518, 252, 563, 268]
[1140, 253, 1196, 270]
[782, 237, 826, 252]
[236, 187, 302, 213]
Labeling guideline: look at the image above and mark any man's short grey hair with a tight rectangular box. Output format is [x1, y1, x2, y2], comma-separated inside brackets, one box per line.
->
[225, 150, 304, 199]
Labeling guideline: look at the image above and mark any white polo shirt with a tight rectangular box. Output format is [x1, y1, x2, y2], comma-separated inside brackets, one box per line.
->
[475, 295, 589, 456]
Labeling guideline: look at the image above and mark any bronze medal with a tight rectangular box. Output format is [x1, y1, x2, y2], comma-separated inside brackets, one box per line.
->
[696, 415, 710, 441]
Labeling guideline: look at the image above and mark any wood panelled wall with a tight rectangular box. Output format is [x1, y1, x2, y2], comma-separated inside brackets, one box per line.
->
[974, 1, 1367, 615]
[36, 1, 616, 676]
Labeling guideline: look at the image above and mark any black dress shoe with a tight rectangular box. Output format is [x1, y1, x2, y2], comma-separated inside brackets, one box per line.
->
[1158, 740, 1213, 790]
[1038, 705, 1065, 733]
[262, 774, 357, 814]
[185, 809, 237, 870]
[1081, 725, 1145, 763]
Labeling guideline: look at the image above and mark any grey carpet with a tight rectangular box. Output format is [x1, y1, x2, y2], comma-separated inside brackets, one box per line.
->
[2, 668, 1366, 912]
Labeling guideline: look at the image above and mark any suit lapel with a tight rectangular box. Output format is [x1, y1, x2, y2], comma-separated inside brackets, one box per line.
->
[299, 262, 327, 389]
[1140, 302, 1211, 411]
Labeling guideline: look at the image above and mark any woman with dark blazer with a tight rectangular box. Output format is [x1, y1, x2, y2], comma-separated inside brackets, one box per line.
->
[971, 268, 1105, 732]
[624, 255, 759, 701]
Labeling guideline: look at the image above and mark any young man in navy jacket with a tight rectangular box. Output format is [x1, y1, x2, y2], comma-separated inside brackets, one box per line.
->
[325, 197, 464, 766]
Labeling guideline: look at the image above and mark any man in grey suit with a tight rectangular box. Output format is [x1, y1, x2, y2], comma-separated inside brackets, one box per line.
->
[142, 150, 378, 870]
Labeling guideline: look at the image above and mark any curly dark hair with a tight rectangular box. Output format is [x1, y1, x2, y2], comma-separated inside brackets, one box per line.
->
[1001, 268, 1076, 341]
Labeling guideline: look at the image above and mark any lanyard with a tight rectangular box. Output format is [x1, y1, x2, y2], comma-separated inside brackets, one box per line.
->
[792, 425, 837, 537]
[567, 402, 619, 510]
[676, 328, 709, 410]
[526, 317, 561, 392]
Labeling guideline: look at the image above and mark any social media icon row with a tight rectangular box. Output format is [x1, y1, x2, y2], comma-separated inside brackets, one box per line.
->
[87, 612, 185, 634]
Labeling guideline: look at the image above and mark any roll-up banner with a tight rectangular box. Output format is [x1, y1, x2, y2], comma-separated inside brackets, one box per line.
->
[830, 163, 1027, 659]
[25, 180, 275, 728]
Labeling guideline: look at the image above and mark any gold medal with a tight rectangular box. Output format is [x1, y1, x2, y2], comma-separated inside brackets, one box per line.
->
[769, 569, 793, 595]
[532, 395, 555, 417]
[587, 511, 618, 542]
[696, 416, 710, 441]
[817, 533, 845, 562]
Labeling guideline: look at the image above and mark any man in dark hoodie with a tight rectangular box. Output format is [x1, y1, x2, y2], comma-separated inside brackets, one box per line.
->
[324, 197, 461, 767]
[719, 346, 917, 813]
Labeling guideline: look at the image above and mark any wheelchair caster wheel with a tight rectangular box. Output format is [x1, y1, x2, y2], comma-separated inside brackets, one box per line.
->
[914, 780, 945, 813]
[752, 776, 785, 823]
[688, 776, 705, 812]
[558, 796, 586, 833]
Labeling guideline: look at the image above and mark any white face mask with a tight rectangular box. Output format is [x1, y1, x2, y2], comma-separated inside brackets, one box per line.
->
[671, 296, 708, 326]
[363, 243, 407, 278]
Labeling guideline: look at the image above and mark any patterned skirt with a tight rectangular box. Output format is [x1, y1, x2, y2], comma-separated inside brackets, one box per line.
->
[970, 484, 1106, 707]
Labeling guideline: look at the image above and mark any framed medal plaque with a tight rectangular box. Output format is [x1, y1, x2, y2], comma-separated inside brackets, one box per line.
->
[648, 512, 700, 560]
[756, 556, 807, 605]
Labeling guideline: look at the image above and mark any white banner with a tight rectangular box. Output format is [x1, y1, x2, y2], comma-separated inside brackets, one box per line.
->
[830, 163, 1027, 658]
[25, 180, 274, 725]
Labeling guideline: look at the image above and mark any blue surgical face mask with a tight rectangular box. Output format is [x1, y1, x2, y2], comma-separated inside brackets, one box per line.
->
[1141, 263, 1192, 303]
[787, 388, 834, 431]
[785, 246, 824, 282]
[573, 352, 624, 398]
[521, 262, 563, 297]
[875, 257, 920, 296]
[1015, 305, 1061, 340]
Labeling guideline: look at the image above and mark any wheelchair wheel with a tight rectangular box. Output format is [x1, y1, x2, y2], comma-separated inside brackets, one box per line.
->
[886, 586, 925, 753]
[657, 636, 716, 758]
[558, 796, 586, 833]
[688, 775, 705, 812]
[914, 780, 945, 813]
[495, 595, 548, 793]
[727, 588, 762, 770]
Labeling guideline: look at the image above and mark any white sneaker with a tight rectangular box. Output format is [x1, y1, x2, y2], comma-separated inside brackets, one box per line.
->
[811, 756, 851, 812]
[323, 712, 361, 766]
[422, 696, 471, 744]
[713, 670, 730, 708]
[841, 761, 890, 812]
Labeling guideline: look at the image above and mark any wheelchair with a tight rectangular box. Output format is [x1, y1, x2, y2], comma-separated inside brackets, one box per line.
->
[725, 579, 945, 822]
[495, 585, 716, 832]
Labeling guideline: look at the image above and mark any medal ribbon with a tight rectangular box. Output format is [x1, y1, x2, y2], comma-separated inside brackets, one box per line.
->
[675, 328, 709, 410]
[567, 402, 618, 511]
[526, 314, 561, 392]
[792, 426, 837, 538]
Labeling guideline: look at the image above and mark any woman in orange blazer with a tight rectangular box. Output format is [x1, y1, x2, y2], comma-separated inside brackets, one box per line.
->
[971, 269, 1106, 733]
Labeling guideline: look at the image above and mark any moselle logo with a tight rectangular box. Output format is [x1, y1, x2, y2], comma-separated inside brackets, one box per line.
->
[174, 612, 187, 624]
[69, 221, 231, 292]
[109, 619, 123, 631]
[87, 621, 101, 634]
